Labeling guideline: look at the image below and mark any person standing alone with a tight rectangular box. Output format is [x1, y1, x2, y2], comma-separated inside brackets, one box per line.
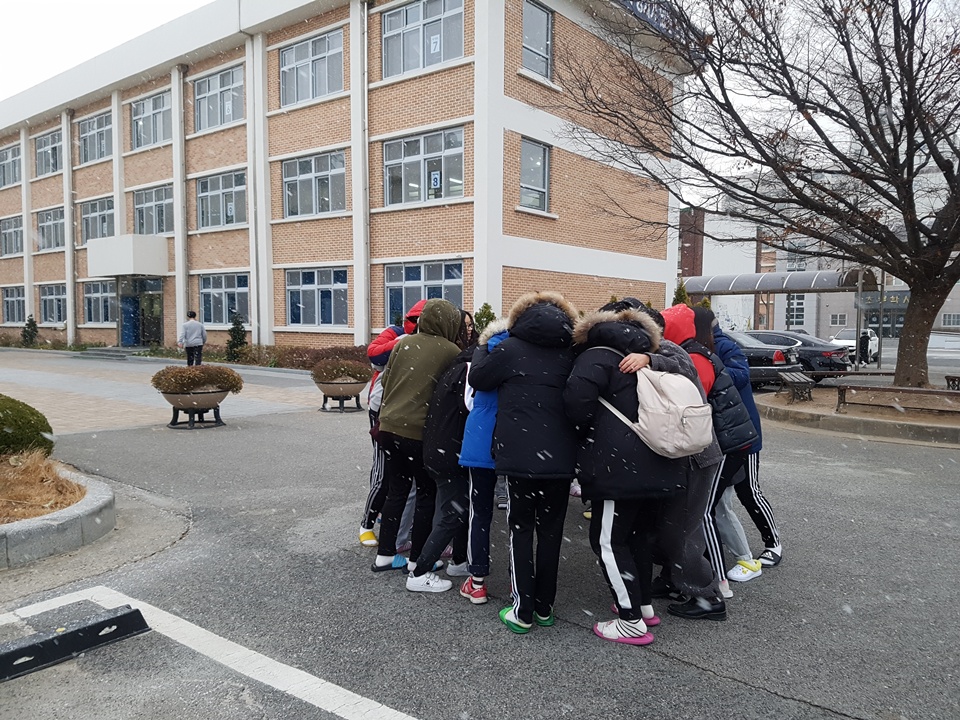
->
[178, 311, 207, 366]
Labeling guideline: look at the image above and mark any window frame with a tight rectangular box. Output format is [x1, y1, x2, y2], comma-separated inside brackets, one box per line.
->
[132, 91, 173, 150]
[194, 67, 245, 131]
[519, 138, 550, 211]
[829, 313, 847, 327]
[197, 171, 247, 229]
[381, 0, 465, 79]
[78, 112, 113, 165]
[0, 145, 21, 188]
[80, 197, 115, 244]
[37, 207, 65, 251]
[785, 293, 805, 325]
[280, 30, 345, 107]
[82, 280, 118, 324]
[0, 216, 24, 256]
[40, 283, 67, 324]
[134, 185, 174, 235]
[285, 268, 350, 326]
[35, 130, 63, 177]
[383, 127, 464, 206]
[282, 151, 347, 218]
[200, 273, 250, 325]
[383, 261, 463, 325]
[942, 313, 960, 328]
[522, 0, 553, 79]
[2, 286, 25, 324]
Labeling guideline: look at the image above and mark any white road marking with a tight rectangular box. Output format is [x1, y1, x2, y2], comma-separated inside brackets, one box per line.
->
[4, 586, 418, 720]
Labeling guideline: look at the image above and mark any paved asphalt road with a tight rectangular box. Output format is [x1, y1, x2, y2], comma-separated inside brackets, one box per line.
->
[1, 353, 959, 719]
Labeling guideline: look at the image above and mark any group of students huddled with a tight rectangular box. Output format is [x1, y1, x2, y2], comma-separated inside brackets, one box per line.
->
[357, 291, 783, 645]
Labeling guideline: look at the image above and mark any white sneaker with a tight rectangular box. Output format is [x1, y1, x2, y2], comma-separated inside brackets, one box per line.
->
[406, 571, 453, 593]
[446, 561, 470, 577]
[718, 579, 734, 599]
[727, 559, 763, 582]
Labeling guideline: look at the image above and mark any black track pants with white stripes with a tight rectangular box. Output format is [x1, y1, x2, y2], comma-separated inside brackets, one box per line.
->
[589, 499, 658, 622]
[361, 409, 388, 530]
[732, 452, 781, 549]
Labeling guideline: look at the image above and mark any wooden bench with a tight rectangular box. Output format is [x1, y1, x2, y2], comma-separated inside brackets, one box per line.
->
[947, 375, 960, 391]
[776, 371, 815, 403]
[836, 384, 960, 414]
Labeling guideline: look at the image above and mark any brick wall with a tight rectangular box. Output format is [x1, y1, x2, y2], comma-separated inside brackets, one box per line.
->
[268, 97, 351, 157]
[272, 216, 354, 264]
[368, 65, 474, 138]
[0, 186, 19, 217]
[0, 257, 21, 286]
[501, 266, 665, 317]
[124, 146, 174, 195]
[30, 174, 63, 211]
[187, 228, 250, 268]
[32, 252, 64, 283]
[369, 203, 474, 259]
[76, 327, 116, 346]
[73, 164, 113, 202]
[185, 124, 247, 176]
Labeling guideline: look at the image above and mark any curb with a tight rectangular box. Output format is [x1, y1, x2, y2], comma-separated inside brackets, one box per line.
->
[758, 400, 960, 447]
[0, 469, 116, 569]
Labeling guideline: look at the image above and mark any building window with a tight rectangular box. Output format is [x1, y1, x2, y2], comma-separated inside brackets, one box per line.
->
[135, 186, 174, 234]
[1, 217, 23, 256]
[132, 91, 172, 149]
[522, 0, 553, 78]
[0, 145, 20, 188]
[195, 67, 244, 131]
[2, 287, 25, 324]
[35, 131, 63, 176]
[286, 268, 348, 326]
[829, 313, 847, 327]
[943, 313, 960, 328]
[201, 273, 249, 324]
[80, 198, 115, 243]
[78, 112, 112, 164]
[519, 138, 550, 211]
[197, 172, 246, 229]
[785, 252, 806, 272]
[283, 151, 346, 217]
[384, 127, 463, 205]
[280, 31, 344, 107]
[384, 261, 462, 324]
[382, 0, 464, 79]
[786, 293, 805, 326]
[40, 284, 67, 324]
[83, 281, 117, 324]
[37, 208, 65, 250]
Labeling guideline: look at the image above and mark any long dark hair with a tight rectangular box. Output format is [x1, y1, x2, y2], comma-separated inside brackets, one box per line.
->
[692, 306, 716, 353]
[457, 310, 476, 350]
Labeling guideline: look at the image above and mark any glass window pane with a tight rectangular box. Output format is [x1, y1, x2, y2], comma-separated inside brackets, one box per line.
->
[333, 269, 347, 284]
[281, 68, 296, 105]
[424, 133, 443, 154]
[425, 0, 443, 18]
[444, 153, 463, 198]
[521, 140, 546, 187]
[403, 160, 421, 203]
[388, 287, 404, 325]
[328, 31, 342, 51]
[319, 290, 332, 324]
[319, 269, 332, 285]
[524, 3, 550, 56]
[403, 28, 421, 72]
[384, 141, 402, 162]
[426, 286, 443, 300]
[404, 287, 422, 314]
[287, 271, 299, 286]
[384, 9, 404, 33]
[444, 129, 463, 149]
[403, 139, 421, 157]
[313, 58, 327, 97]
[443, 14, 463, 61]
[237, 275, 249, 288]
[404, 266, 422, 282]
[522, 48, 548, 77]
[333, 289, 348, 325]
[426, 157, 443, 199]
[386, 265, 403, 283]
[303, 288, 317, 325]
[443, 283, 463, 309]
[296, 64, 310, 101]
[386, 165, 403, 205]
[445, 263, 463, 280]
[331, 174, 346, 211]
[384, 34, 402, 77]
[424, 20, 442, 66]
[520, 187, 545, 210]
[302, 270, 315, 285]
[425, 263, 443, 281]
[289, 290, 302, 324]
[328, 53, 343, 94]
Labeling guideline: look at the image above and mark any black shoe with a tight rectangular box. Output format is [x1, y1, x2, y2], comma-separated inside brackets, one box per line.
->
[667, 596, 727, 621]
[651, 575, 682, 600]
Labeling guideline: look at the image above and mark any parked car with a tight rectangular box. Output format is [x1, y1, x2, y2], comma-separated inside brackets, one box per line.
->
[726, 330, 803, 388]
[829, 328, 880, 362]
[745, 330, 851, 374]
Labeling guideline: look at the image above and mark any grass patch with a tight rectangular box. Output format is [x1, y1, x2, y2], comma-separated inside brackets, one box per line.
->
[0, 452, 86, 524]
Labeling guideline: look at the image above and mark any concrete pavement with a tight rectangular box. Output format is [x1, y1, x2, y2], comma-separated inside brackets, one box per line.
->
[1, 350, 959, 719]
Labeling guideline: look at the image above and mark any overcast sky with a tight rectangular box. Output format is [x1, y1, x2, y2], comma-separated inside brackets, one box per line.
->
[0, 0, 213, 102]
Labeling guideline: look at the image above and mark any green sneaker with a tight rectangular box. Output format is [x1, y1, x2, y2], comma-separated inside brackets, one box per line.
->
[499, 607, 532, 634]
[534, 611, 555, 627]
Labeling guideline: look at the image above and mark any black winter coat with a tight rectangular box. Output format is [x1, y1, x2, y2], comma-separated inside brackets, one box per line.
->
[468, 292, 578, 480]
[422, 348, 472, 483]
[564, 309, 688, 500]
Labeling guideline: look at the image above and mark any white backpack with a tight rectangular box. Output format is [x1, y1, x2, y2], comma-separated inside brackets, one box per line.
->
[590, 347, 713, 459]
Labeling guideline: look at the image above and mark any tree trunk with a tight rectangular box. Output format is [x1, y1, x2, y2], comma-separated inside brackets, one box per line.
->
[893, 284, 954, 387]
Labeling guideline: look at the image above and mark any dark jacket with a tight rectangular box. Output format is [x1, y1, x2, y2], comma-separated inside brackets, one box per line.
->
[459, 319, 509, 470]
[713, 326, 762, 453]
[378, 299, 462, 441]
[564, 308, 688, 500]
[468, 292, 579, 480]
[423, 347, 472, 482]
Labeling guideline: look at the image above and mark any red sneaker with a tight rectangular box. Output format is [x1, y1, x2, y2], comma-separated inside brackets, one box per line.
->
[459, 577, 488, 605]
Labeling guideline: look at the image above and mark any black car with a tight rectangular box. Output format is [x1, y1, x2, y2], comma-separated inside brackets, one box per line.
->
[726, 331, 803, 388]
[745, 330, 851, 374]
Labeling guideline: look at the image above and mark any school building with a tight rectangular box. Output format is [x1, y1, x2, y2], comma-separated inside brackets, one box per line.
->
[0, 0, 679, 349]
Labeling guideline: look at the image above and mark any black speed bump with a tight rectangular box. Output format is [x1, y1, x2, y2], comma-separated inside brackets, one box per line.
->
[0, 604, 150, 682]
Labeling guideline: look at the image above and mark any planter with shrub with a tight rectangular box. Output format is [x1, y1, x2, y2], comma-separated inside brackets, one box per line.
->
[150, 365, 244, 428]
[0, 393, 55, 456]
[311, 358, 372, 412]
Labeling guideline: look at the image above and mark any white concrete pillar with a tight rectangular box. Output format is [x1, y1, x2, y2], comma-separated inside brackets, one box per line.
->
[171, 65, 188, 333]
[250, 32, 273, 345]
[20, 128, 34, 320]
[111, 91, 126, 234]
[350, 0, 371, 344]
[61, 110, 76, 345]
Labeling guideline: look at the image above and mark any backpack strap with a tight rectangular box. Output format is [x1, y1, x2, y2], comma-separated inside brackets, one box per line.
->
[681, 339, 725, 378]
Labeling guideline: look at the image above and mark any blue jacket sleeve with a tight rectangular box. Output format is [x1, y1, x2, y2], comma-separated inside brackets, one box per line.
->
[713, 329, 750, 391]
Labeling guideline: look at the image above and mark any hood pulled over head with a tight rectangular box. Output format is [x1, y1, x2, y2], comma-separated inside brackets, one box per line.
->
[403, 299, 428, 335]
[507, 291, 577, 348]
[661, 303, 697, 346]
[573, 307, 662, 355]
[416, 299, 462, 344]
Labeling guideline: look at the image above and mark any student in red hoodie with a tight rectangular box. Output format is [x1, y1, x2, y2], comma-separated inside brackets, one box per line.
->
[358, 300, 426, 547]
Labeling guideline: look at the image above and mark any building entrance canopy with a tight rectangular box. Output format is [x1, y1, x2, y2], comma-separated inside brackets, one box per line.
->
[681, 269, 879, 296]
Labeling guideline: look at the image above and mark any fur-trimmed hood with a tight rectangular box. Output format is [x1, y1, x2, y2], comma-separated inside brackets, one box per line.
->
[503, 291, 578, 349]
[478, 318, 510, 345]
[572, 308, 662, 354]
[507, 291, 578, 328]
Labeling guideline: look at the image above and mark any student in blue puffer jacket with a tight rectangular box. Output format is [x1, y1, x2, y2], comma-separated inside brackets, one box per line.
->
[712, 321, 783, 577]
[456, 318, 509, 606]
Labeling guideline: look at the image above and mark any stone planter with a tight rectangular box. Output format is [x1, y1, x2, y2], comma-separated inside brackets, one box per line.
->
[160, 388, 231, 427]
[314, 379, 367, 413]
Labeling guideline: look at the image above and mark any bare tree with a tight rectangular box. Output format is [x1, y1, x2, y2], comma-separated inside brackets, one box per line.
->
[554, 0, 960, 386]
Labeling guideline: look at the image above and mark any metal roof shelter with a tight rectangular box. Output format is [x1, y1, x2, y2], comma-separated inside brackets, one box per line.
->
[681, 269, 879, 295]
